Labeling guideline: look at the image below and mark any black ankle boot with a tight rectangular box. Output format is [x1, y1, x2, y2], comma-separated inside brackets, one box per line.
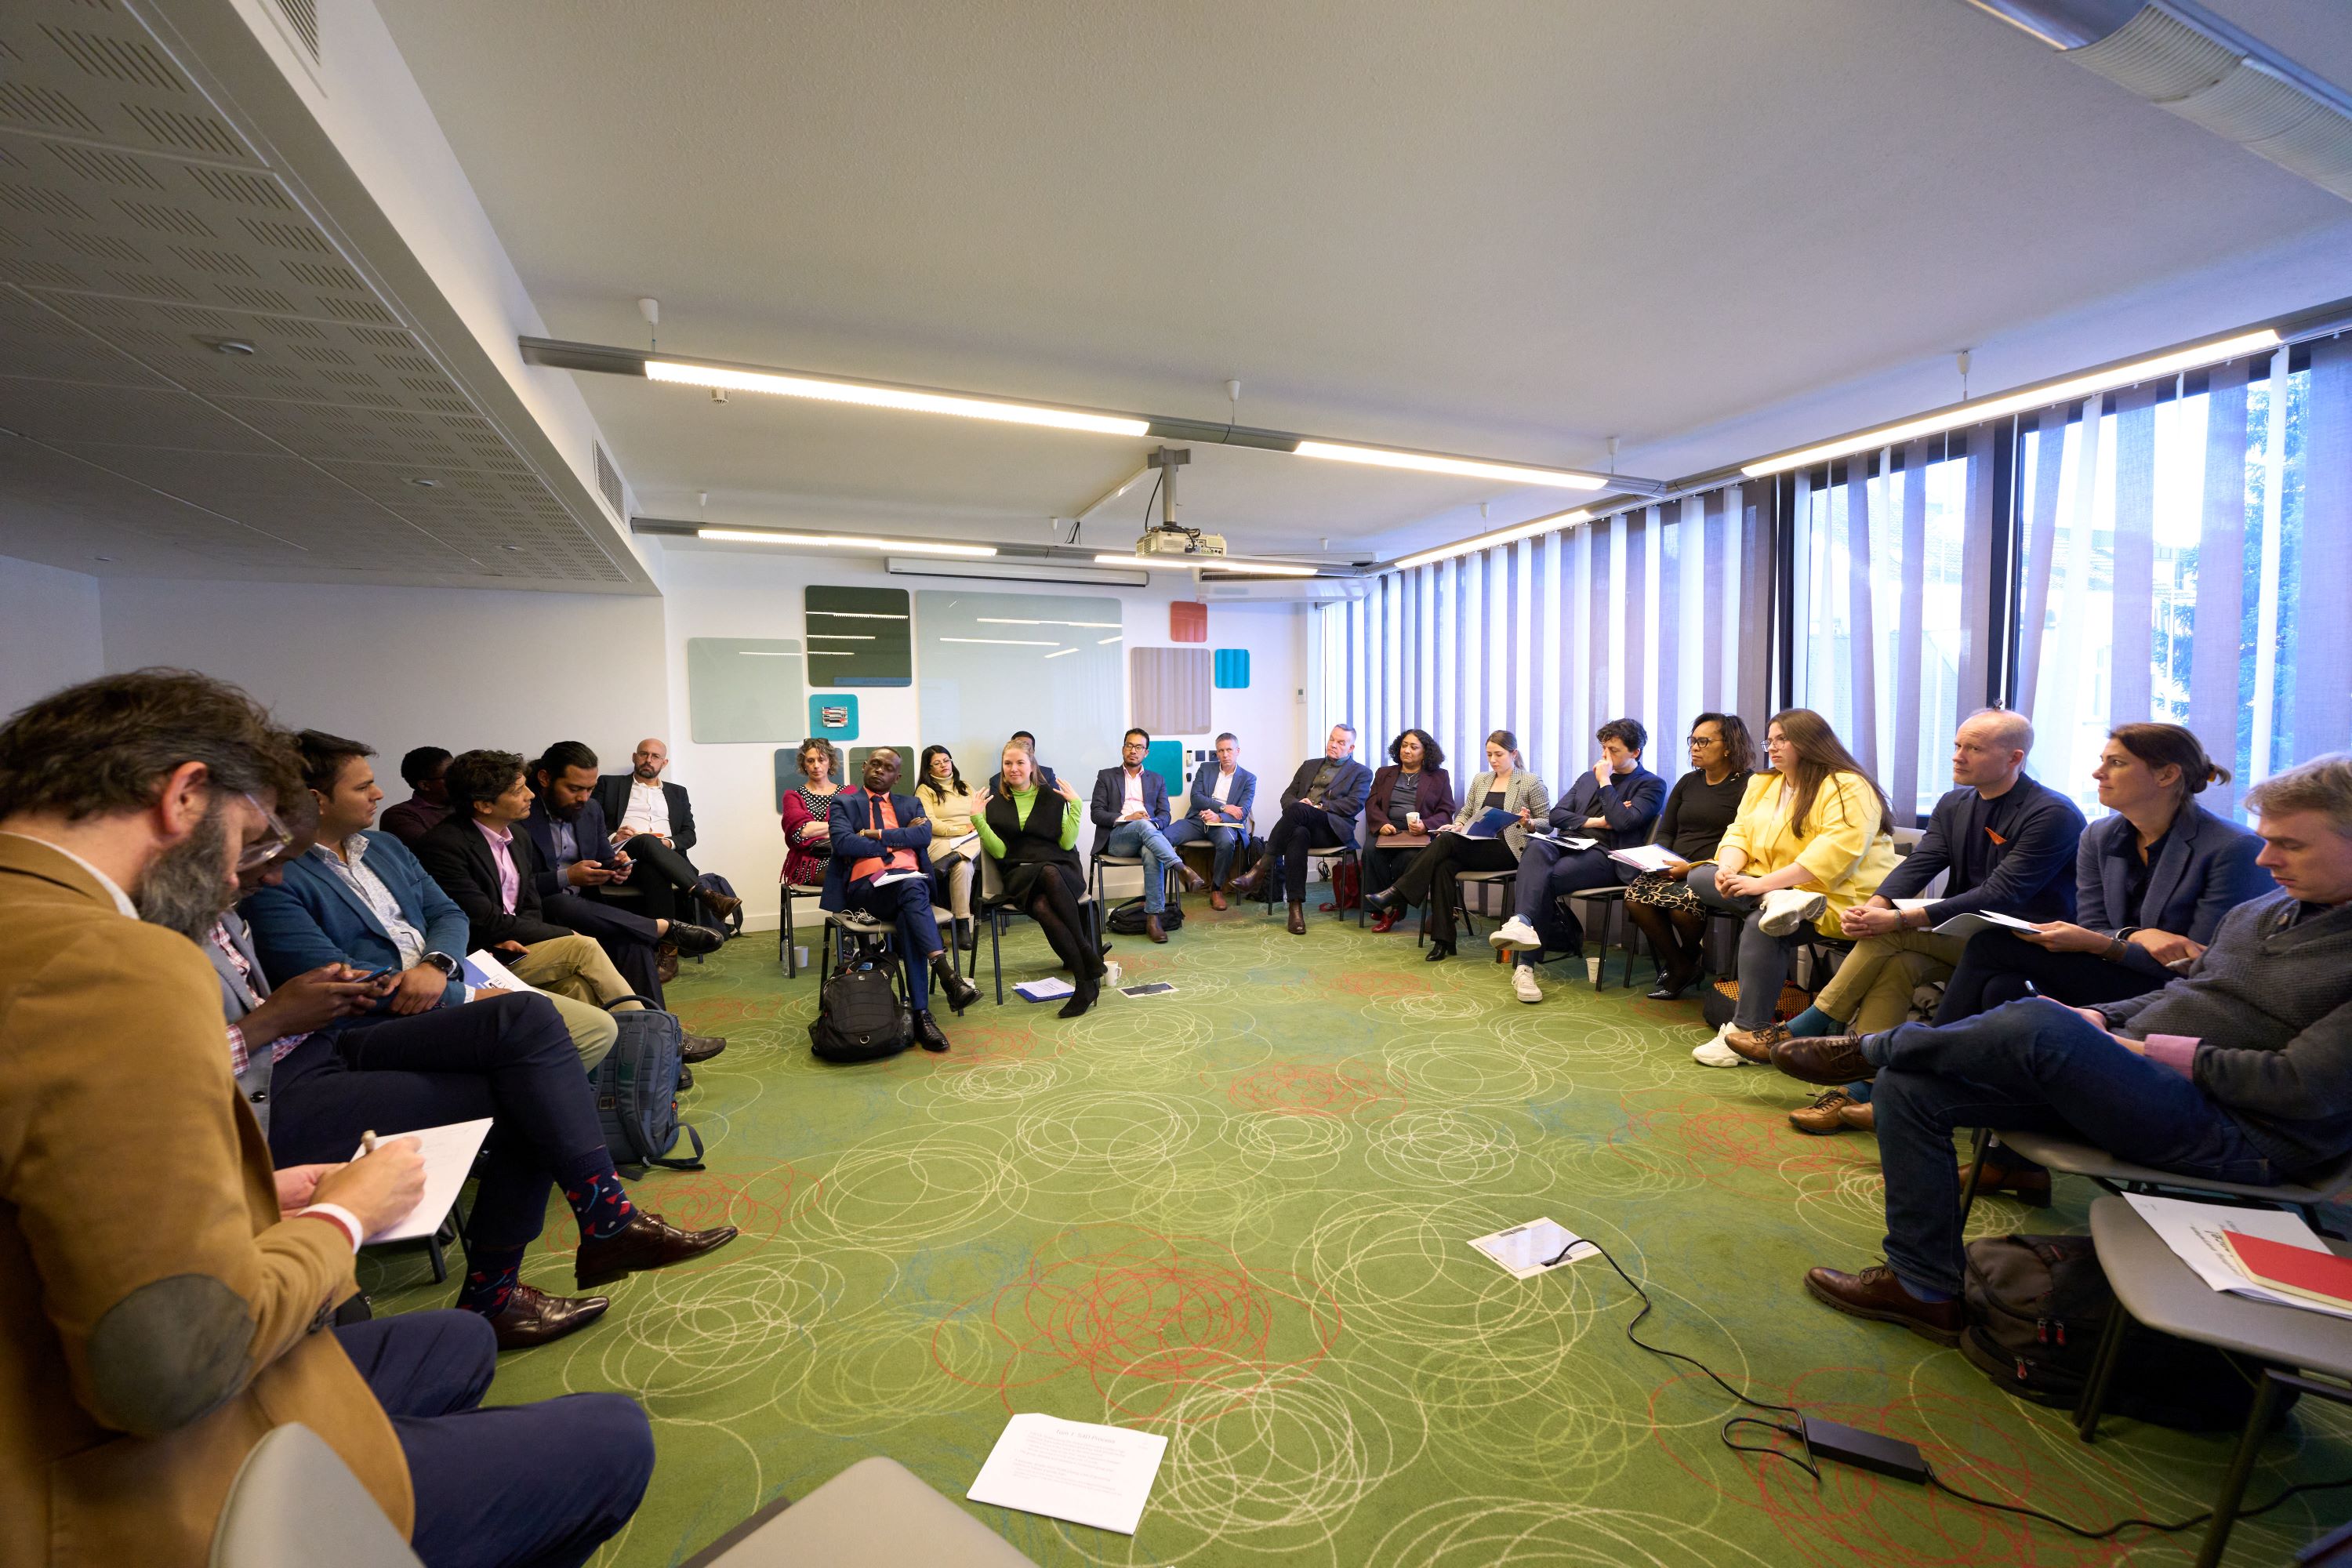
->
[913, 1008, 951, 1052]
[1058, 976, 1098, 1018]
[931, 955, 978, 1015]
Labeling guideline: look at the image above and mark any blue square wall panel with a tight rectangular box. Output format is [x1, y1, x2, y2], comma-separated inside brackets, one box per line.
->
[1213, 648, 1250, 689]
[809, 693, 859, 741]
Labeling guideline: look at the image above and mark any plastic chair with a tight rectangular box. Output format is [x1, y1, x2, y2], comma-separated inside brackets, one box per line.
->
[2078, 1196, 2352, 1567]
[1450, 866, 1515, 949]
[1260, 841, 1359, 921]
[1959, 1131, 2352, 1234]
[977, 852, 1100, 1005]
[210, 1424, 421, 1568]
[1565, 885, 1645, 989]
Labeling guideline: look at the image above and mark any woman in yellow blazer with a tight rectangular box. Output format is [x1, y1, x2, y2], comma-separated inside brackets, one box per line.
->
[1688, 708, 1897, 1066]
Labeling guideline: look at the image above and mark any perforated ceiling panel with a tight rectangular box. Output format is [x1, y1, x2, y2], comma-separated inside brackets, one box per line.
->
[0, 1, 634, 585]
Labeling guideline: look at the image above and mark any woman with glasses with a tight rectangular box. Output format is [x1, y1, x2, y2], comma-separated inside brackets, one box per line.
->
[916, 744, 982, 951]
[1361, 731, 1549, 961]
[1688, 709, 1896, 1066]
[1624, 713, 1756, 999]
[779, 738, 843, 891]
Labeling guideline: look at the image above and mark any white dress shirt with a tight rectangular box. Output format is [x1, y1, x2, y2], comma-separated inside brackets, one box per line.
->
[622, 779, 673, 840]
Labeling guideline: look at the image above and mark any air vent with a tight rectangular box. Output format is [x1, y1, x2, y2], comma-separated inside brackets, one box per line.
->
[170, 244, 256, 276]
[238, 216, 327, 252]
[45, 143, 163, 190]
[0, 183, 91, 218]
[0, 80, 104, 134]
[270, 0, 321, 63]
[114, 199, 213, 237]
[122, 103, 243, 158]
[38, 24, 186, 92]
[185, 167, 289, 209]
[593, 443, 625, 515]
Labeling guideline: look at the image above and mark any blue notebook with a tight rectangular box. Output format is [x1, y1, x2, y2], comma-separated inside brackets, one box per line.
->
[1460, 807, 1518, 839]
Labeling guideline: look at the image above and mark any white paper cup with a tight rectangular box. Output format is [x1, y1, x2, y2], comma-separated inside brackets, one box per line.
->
[1406, 813, 1422, 833]
[1103, 960, 1123, 987]
[793, 946, 808, 969]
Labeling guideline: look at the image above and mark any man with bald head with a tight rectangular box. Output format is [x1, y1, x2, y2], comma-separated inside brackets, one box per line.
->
[593, 738, 739, 926]
[1751, 709, 2087, 1106]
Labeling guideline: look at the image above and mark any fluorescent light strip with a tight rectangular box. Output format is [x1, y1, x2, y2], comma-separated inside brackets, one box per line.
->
[938, 636, 1061, 647]
[1098, 635, 1122, 644]
[696, 528, 996, 557]
[1293, 440, 1608, 492]
[809, 610, 910, 620]
[806, 633, 875, 640]
[807, 650, 852, 656]
[1043, 648, 1078, 659]
[1393, 508, 1592, 571]
[1741, 329, 2284, 477]
[648, 361, 1149, 437]
[977, 617, 1122, 628]
[1091, 554, 1319, 578]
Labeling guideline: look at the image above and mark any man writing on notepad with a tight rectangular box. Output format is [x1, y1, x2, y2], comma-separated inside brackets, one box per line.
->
[0, 671, 655, 1568]
[1774, 752, 2352, 1348]
[822, 747, 980, 1052]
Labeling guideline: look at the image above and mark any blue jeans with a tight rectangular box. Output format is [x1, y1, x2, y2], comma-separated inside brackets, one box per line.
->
[1510, 839, 1615, 965]
[339, 1312, 652, 1568]
[1864, 999, 2274, 1298]
[1105, 819, 1181, 913]
[1688, 862, 1808, 1028]
[844, 873, 944, 1011]
[1165, 816, 1244, 886]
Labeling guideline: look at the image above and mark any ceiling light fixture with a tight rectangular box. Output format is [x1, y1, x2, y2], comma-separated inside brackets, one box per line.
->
[648, 361, 1149, 437]
[1292, 440, 1610, 491]
[938, 636, 1061, 647]
[695, 528, 997, 558]
[1044, 648, 1079, 659]
[1092, 554, 1319, 578]
[1740, 328, 2284, 477]
[1393, 508, 1594, 571]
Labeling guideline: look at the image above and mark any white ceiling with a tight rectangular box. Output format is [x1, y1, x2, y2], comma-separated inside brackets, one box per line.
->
[377, 0, 2352, 561]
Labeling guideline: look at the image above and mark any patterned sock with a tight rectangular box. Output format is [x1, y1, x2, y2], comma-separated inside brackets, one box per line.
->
[1785, 1004, 1842, 1037]
[455, 1244, 526, 1316]
[561, 1160, 638, 1240]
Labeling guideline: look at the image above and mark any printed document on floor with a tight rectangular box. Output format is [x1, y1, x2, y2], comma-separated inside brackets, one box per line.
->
[968, 1413, 1167, 1534]
[1470, 1218, 1599, 1279]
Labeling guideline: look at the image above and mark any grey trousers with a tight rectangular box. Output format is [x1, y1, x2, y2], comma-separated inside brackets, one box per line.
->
[1689, 862, 1809, 1029]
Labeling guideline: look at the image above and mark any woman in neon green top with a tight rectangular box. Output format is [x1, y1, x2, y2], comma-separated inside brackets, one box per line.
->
[978, 739, 1100, 1016]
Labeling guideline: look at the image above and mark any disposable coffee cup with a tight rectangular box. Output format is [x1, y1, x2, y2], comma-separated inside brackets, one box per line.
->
[1104, 960, 1123, 987]
[1406, 813, 1422, 833]
[793, 946, 808, 969]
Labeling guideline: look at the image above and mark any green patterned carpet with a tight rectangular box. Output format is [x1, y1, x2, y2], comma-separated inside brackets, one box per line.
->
[361, 898, 2352, 1566]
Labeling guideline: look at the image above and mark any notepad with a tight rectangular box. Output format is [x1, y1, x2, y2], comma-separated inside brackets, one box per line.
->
[348, 1117, 492, 1245]
[1459, 807, 1519, 840]
[2224, 1232, 2352, 1313]
[1606, 843, 1679, 873]
[462, 949, 538, 994]
[1525, 829, 1599, 850]
[1929, 909, 2041, 940]
[2125, 1193, 2352, 1321]
[1014, 977, 1075, 1002]
[967, 1414, 1167, 1535]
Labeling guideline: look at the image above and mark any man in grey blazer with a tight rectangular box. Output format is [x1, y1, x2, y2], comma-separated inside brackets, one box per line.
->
[1230, 724, 1372, 934]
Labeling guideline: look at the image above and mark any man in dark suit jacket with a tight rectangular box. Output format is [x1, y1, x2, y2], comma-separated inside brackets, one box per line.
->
[417, 750, 724, 1064]
[1230, 724, 1374, 933]
[590, 739, 739, 927]
[818, 748, 978, 1051]
[524, 741, 722, 1000]
[1490, 718, 1668, 997]
[1758, 709, 2085, 1065]
[1088, 728, 1204, 942]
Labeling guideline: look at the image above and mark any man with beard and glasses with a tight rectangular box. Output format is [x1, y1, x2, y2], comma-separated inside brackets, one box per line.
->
[524, 740, 722, 999]
[590, 738, 739, 927]
[0, 670, 655, 1568]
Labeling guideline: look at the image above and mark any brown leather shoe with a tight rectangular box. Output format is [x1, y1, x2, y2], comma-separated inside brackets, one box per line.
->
[1286, 902, 1308, 936]
[485, 1282, 609, 1349]
[1965, 1157, 2053, 1207]
[1725, 1022, 1791, 1063]
[1229, 865, 1265, 898]
[1840, 1098, 1875, 1132]
[1208, 887, 1228, 911]
[575, 1210, 741, 1289]
[1769, 1033, 1875, 1087]
[1178, 865, 1209, 895]
[1145, 913, 1168, 943]
[1803, 1263, 1962, 1346]
[1788, 1090, 1859, 1135]
[655, 946, 681, 985]
[701, 890, 743, 922]
[681, 1032, 727, 1064]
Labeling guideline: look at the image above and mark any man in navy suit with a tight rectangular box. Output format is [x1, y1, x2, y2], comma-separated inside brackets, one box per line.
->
[820, 748, 978, 1051]
[1165, 731, 1257, 909]
[1490, 717, 1668, 1004]
[524, 741, 721, 1001]
[1090, 728, 1204, 943]
[1230, 724, 1374, 935]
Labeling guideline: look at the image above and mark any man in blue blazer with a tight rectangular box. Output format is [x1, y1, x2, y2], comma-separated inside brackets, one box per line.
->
[1165, 731, 1257, 909]
[819, 748, 978, 1051]
[1088, 727, 1205, 942]
[1491, 718, 1668, 1000]
[524, 740, 722, 1000]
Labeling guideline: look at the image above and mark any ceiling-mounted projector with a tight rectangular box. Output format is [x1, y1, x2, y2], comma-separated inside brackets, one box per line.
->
[1138, 526, 1226, 558]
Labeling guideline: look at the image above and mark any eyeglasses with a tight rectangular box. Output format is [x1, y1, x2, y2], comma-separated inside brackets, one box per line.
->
[1687, 735, 1720, 747]
[235, 793, 293, 872]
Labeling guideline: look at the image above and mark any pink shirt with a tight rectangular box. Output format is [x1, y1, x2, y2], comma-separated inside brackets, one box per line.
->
[476, 820, 521, 914]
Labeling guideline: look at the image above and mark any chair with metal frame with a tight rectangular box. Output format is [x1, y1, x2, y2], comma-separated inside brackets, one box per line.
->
[777, 879, 826, 978]
[1089, 840, 1180, 926]
[976, 851, 1100, 1006]
[1260, 840, 1361, 923]
[1958, 1130, 2352, 1235]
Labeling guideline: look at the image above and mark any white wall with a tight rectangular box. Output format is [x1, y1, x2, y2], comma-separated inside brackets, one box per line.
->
[0, 554, 104, 720]
[98, 577, 668, 795]
[654, 546, 1308, 930]
[82, 554, 1308, 931]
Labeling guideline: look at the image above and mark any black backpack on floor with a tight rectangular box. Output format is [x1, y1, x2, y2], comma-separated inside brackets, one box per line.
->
[1106, 895, 1183, 935]
[811, 955, 913, 1062]
[594, 994, 706, 1176]
[1962, 1232, 2289, 1432]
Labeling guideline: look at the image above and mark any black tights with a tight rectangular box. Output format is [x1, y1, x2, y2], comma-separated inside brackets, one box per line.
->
[1626, 900, 1706, 977]
[1025, 874, 1102, 982]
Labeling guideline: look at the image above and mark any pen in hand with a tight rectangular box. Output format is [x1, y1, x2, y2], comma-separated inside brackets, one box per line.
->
[361, 1129, 379, 1156]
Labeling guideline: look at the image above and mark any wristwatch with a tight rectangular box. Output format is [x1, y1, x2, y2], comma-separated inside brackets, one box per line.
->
[420, 951, 458, 978]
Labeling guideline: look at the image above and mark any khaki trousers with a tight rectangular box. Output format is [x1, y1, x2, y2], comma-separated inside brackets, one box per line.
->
[1813, 928, 1969, 1036]
[505, 934, 641, 1072]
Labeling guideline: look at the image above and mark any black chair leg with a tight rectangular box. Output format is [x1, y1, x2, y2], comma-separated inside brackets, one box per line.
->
[989, 912, 1004, 1006]
[1958, 1127, 1993, 1232]
[2195, 1371, 2291, 1568]
[2072, 1305, 2132, 1442]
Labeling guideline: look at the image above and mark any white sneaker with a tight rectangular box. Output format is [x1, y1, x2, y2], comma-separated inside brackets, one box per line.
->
[1490, 916, 1543, 950]
[1756, 888, 1828, 936]
[1692, 1024, 1747, 1068]
[1512, 965, 1544, 1004]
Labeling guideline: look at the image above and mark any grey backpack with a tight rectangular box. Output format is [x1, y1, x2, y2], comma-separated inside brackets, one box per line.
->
[593, 994, 706, 1174]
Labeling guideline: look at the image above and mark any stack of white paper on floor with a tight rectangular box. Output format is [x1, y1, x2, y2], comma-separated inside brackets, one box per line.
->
[2125, 1192, 2352, 1321]
[967, 1413, 1167, 1535]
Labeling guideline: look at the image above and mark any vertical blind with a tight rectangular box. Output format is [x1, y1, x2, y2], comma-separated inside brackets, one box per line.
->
[1314, 330, 2352, 826]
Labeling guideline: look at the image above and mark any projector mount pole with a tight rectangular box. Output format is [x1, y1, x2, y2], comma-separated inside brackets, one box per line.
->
[1147, 445, 1190, 538]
